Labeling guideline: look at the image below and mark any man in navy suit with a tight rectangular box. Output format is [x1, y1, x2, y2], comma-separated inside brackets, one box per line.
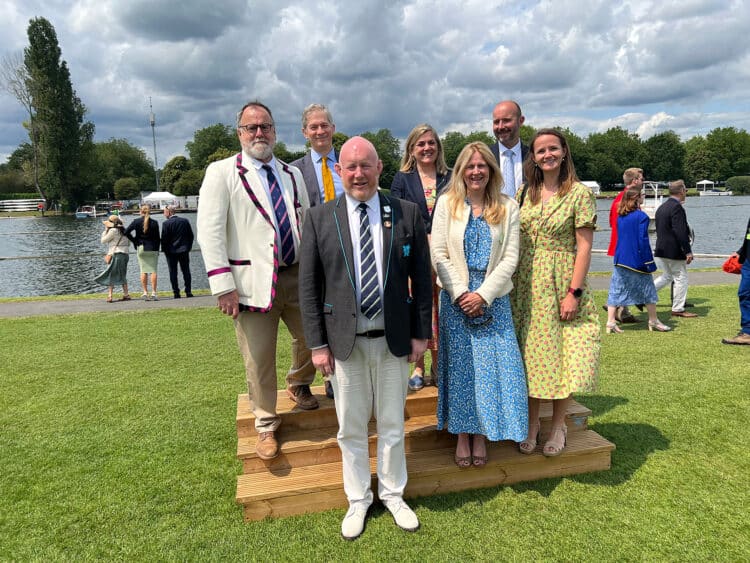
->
[489, 100, 529, 197]
[161, 205, 195, 298]
[299, 137, 432, 540]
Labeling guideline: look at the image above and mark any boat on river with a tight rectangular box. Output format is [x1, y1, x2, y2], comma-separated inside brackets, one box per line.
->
[697, 179, 732, 196]
[639, 182, 664, 230]
[75, 205, 98, 219]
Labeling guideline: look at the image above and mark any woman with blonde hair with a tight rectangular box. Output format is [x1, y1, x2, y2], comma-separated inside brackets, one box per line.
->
[511, 128, 600, 457]
[125, 204, 161, 300]
[391, 124, 451, 390]
[431, 142, 527, 467]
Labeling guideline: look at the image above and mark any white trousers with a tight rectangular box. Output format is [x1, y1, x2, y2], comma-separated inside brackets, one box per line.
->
[654, 258, 689, 312]
[331, 335, 409, 509]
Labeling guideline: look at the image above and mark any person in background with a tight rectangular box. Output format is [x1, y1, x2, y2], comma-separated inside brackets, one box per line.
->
[390, 123, 451, 390]
[94, 215, 131, 302]
[511, 128, 600, 458]
[125, 204, 160, 300]
[721, 216, 750, 345]
[606, 167, 644, 323]
[653, 180, 698, 318]
[431, 142, 527, 468]
[605, 187, 671, 333]
[197, 100, 318, 462]
[489, 100, 528, 198]
[161, 205, 195, 299]
[291, 103, 344, 399]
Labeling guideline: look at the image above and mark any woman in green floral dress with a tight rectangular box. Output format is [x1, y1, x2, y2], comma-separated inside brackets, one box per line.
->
[510, 129, 600, 457]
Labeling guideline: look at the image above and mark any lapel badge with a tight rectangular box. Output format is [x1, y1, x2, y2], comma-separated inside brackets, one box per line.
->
[403, 243, 411, 257]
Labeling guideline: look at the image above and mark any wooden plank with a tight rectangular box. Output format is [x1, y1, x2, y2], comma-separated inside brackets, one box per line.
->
[237, 430, 614, 520]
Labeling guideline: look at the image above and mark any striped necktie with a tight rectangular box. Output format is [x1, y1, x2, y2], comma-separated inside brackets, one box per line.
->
[502, 149, 516, 197]
[321, 156, 336, 202]
[358, 202, 381, 320]
[262, 164, 295, 266]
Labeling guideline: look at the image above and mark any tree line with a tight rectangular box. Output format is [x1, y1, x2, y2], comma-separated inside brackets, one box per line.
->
[2, 18, 750, 208]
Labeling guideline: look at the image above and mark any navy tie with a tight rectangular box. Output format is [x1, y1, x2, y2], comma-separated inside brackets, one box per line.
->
[263, 164, 295, 266]
[358, 202, 381, 320]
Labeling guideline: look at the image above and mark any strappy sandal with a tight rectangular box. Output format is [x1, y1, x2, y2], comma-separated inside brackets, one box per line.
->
[519, 423, 540, 455]
[454, 434, 471, 468]
[543, 425, 568, 457]
[472, 435, 488, 467]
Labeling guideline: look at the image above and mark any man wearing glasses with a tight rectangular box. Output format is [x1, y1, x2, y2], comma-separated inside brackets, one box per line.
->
[197, 101, 318, 462]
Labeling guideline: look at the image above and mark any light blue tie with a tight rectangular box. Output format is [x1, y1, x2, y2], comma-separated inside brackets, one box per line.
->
[502, 149, 516, 197]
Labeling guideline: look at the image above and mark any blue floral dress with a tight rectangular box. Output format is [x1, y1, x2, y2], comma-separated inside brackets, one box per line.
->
[436, 212, 528, 441]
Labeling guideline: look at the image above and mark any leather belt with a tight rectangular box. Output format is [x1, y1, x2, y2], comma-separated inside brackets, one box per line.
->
[355, 329, 385, 339]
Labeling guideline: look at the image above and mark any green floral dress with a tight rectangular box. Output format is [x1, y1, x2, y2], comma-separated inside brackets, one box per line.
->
[511, 182, 600, 399]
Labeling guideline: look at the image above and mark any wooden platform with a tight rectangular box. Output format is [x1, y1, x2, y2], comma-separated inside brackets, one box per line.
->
[235, 385, 614, 521]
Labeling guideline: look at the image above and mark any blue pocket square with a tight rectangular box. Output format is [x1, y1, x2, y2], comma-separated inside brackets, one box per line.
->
[403, 244, 410, 257]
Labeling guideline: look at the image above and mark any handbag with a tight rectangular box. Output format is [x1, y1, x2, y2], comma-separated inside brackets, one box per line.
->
[722, 255, 742, 274]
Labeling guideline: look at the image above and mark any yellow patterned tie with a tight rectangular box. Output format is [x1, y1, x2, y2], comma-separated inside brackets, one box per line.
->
[321, 155, 335, 202]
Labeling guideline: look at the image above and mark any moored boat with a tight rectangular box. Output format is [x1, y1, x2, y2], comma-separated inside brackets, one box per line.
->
[75, 205, 97, 219]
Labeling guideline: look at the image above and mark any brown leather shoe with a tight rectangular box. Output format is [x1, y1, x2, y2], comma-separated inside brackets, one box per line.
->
[286, 384, 319, 410]
[721, 332, 750, 345]
[671, 311, 698, 318]
[256, 431, 279, 460]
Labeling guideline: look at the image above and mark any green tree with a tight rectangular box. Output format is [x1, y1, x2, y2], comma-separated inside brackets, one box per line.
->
[361, 129, 401, 189]
[332, 132, 349, 153]
[160, 155, 191, 193]
[684, 144, 720, 185]
[519, 124, 536, 147]
[643, 131, 685, 182]
[24, 17, 95, 209]
[113, 177, 139, 200]
[441, 131, 495, 168]
[186, 123, 239, 169]
[174, 168, 204, 196]
[704, 127, 750, 179]
[206, 148, 235, 165]
[556, 127, 590, 181]
[725, 176, 750, 195]
[92, 138, 155, 199]
[586, 127, 644, 187]
[274, 141, 305, 163]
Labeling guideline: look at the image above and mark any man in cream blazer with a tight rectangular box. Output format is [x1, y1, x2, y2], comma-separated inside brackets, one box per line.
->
[197, 101, 317, 461]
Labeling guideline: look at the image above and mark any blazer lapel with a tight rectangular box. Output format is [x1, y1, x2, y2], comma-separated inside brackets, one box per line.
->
[379, 193, 394, 287]
[333, 196, 357, 293]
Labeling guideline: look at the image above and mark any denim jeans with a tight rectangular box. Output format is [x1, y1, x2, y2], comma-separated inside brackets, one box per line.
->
[739, 259, 750, 335]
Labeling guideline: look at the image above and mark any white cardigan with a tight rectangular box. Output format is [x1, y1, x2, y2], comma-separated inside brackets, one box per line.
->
[430, 194, 520, 306]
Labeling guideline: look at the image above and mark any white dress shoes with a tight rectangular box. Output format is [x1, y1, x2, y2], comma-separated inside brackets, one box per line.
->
[384, 499, 420, 532]
[341, 504, 369, 540]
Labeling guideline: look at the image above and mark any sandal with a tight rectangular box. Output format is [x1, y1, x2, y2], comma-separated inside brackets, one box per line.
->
[543, 425, 568, 457]
[454, 434, 471, 468]
[472, 435, 488, 467]
[519, 422, 540, 455]
[122, 295, 131, 301]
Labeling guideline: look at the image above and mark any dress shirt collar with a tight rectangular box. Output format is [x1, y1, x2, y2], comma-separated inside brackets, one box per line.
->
[345, 191, 380, 217]
[502, 140, 522, 159]
[313, 148, 336, 164]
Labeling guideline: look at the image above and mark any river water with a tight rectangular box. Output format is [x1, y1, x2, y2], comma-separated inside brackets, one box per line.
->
[1, 196, 749, 298]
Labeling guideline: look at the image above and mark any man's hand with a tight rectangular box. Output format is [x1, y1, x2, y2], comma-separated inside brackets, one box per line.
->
[408, 338, 428, 363]
[312, 347, 335, 377]
[686, 253, 694, 265]
[217, 290, 240, 319]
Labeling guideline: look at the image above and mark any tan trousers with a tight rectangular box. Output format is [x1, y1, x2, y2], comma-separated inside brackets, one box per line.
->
[234, 265, 315, 432]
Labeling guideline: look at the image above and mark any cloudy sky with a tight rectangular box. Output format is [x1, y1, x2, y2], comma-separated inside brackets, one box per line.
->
[1, 0, 748, 166]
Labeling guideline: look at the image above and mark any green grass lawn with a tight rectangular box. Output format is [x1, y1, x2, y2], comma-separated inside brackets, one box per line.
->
[1, 286, 748, 561]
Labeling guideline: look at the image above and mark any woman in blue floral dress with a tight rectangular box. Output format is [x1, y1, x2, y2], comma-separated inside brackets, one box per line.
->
[431, 142, 528, 468]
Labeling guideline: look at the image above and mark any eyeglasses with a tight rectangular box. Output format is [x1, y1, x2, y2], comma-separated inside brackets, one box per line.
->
[238, 123, 274, 135]
[415, 140, 437, 148]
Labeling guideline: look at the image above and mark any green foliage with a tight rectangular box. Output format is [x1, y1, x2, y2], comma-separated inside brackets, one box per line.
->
[159, 155, 191, 193]
[705, 127, 750, 178]
[361, 128, 402, 189]
[725, 176, 750, 194]
[441, 131, 495, 169]
[24, 17, 95, 210]
[0, 170, 28, 194]
[92, 138, 155, 199]
[173, 168, 204, 196]
[332, 131, 350, 153]
[586, 127, 644, 187]
[186, 123, 239, 169]
[273, 141, 304, 163]
[519, 124, 536, 146]
[557, 127, 590, 180]
[113, 177, 139, 200]
[643, 130, 685, 182]
[684, 144, 718, 184]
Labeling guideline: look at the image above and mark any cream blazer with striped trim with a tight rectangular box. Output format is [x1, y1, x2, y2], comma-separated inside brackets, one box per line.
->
[430, 194, 520, 306]
[197, 152, 309, 310]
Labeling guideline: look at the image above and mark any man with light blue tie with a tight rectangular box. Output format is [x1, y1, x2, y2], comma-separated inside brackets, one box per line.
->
[489, 100, 529, 198]
[291, 103, 344, 399]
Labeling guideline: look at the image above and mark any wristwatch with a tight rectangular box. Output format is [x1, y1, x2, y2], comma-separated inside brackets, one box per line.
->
[567, 287, 583, 298]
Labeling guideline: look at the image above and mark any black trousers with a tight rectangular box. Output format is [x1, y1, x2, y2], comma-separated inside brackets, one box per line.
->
[165, 252, 191, 295]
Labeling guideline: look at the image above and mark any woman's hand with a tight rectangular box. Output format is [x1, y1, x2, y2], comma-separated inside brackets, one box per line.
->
[560, 293, 579, 321]
[457, 292, 486, 318]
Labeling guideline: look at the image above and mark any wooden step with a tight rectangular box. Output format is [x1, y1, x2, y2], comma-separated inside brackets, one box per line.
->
[236, 386, 591, 438]
[237, 429, 615, 521]
[236, 385, 440, 438]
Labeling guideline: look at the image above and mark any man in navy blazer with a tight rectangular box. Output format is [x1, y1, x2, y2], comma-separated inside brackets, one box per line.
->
[299, 137, 431, 540]
[161, 205, 194, 298]
[290, 103, 344, 207]
[654, 180, 697, 318]
[489, 100, 529, 197]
